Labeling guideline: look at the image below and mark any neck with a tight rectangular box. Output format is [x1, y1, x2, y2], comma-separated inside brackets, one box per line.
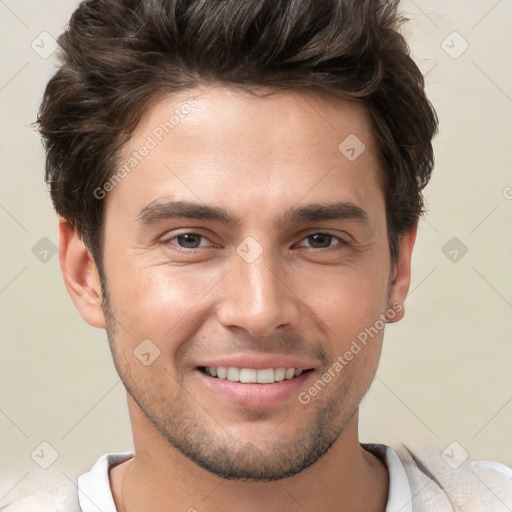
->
[110, 397, 388, 512]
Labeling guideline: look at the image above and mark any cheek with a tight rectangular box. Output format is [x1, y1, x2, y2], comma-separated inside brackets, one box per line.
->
[303, 264, 389, 340]
[105, 260, 224, 348]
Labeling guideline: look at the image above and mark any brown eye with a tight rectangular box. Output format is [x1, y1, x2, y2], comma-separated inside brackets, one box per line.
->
[169, 233, 210, 249]
[177, 233, 202, 248]
[306, 233, 335, 248]
[297, 232, 345, 250]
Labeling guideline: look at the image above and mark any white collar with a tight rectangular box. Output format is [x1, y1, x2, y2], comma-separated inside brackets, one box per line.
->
[77, 444, 412, 512]
[363, 443, 413, 512]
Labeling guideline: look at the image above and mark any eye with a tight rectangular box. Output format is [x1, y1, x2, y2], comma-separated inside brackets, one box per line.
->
[168, 233, 214, 250]
[296, 232, 346, 250]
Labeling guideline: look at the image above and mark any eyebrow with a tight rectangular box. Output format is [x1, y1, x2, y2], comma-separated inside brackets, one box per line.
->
[136, 199, 369, 227]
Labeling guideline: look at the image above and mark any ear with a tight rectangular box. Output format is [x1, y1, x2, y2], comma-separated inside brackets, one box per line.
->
[58, 218, 106, 329]
[387, 223, 418, 323]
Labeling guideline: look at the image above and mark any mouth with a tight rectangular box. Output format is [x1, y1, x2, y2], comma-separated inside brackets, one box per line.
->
[195, 365, 315, 407]
[198, 366, 314, 384]
[194, 352, 318, 407]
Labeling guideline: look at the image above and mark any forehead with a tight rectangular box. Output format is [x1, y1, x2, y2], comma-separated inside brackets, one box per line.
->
[105, 85, 384, 226]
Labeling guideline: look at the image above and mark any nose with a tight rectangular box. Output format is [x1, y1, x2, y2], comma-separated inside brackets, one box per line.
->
[216, 247, 302, 338]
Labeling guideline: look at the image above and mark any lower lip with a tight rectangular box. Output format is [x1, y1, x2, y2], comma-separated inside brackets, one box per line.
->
[195, 369, 313, 407]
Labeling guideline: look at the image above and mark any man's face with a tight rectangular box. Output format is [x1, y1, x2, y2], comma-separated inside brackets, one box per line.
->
[96, 85, 405, 480]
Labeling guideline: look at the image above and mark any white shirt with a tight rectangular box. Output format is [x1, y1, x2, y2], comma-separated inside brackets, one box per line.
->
[77, 444, 412, 512]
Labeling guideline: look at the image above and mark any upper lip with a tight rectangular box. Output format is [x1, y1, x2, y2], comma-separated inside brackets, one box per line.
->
[197, 353, 317, 371]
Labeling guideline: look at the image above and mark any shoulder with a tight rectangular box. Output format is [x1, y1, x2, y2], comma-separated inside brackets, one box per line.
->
[0, 481, 80, 511]
[1, 452, 133, 511]
[394, 440, 512, 511]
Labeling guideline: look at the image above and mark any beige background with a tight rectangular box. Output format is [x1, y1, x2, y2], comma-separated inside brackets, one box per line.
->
[1, 0, 511, 502]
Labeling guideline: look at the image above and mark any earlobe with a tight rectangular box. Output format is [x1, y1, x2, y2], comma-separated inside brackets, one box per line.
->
[58, 218, 106, 329]
[387, 223, 418, 323]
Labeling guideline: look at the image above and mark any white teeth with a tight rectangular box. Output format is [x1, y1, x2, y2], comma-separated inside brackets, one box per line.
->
[285, 368, 295, 380]
[205, 366, 306, 383]
[274, 368, 286, 381]
[257, 368, 275, 383]
[227, 367, 240, 381]
[239, 368, 257, 383]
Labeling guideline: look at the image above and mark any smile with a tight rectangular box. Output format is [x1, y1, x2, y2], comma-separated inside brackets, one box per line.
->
[200, 366, 313, 384]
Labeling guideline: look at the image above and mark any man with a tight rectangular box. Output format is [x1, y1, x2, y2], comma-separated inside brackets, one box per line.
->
[7, 0, 511, 510]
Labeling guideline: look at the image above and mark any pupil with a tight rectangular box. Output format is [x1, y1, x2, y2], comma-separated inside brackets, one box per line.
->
[178, 234, 201, 248]
[309, 233, 331, 248]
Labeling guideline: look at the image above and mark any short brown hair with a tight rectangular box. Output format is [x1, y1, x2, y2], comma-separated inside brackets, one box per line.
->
[37, 0, 438, 272]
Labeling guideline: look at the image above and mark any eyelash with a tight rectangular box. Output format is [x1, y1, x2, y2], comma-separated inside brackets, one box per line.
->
[163, 231, 349, 252]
